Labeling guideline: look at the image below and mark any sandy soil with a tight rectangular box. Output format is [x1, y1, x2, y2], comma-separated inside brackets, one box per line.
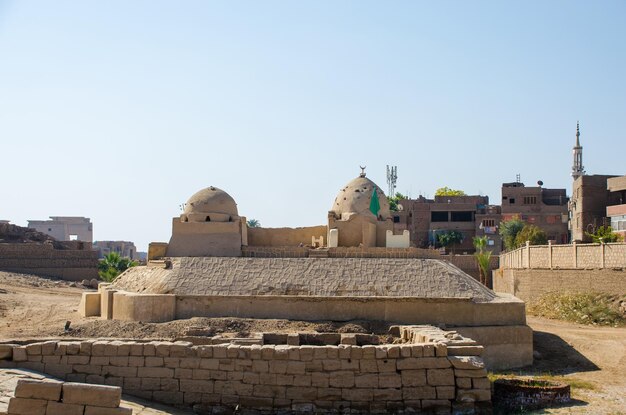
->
[0, 271, 624, 414]
[505, 316, 626, 414]
[0, 271, 390, 340]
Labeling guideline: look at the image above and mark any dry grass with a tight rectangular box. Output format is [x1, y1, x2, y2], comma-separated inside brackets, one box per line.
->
[527, 292, 626, 327]
[488, 372, 597, 391]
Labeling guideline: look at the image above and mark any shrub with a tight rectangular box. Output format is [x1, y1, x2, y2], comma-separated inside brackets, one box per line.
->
[528, 292, 626, 326]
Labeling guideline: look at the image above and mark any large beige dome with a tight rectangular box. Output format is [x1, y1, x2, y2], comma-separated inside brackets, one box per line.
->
[331, 175, 390, 220]
[182, 186, 238, 222]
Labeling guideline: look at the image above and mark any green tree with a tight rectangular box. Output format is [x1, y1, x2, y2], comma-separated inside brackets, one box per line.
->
[499, 217, 525, 251]
[473, 236, 492, 286]
[586, 225, 623, 243]
[435, 187, 466, 197]
[98, 252, 138, 282]
[247, 219, 261, 228]
[514, 224, 548, 247]
[435, 230, 464, 250]
[387, 192, 407, 212]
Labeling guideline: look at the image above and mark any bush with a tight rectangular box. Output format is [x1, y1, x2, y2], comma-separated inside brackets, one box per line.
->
[528, 292, 626, 326]
[514, 224, 548, 247]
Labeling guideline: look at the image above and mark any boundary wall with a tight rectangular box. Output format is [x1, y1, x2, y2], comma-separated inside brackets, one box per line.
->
[0, 243, 98, 280]
[0, 333, 491, 414]
[499, 242, 626, 269]
[493, 268, 626, 302]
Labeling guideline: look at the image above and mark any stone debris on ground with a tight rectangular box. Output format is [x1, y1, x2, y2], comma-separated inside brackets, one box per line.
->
[0, 369, 191, 415]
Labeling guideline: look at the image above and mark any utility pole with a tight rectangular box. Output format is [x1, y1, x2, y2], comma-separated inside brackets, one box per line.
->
[386, 165, 398, 197]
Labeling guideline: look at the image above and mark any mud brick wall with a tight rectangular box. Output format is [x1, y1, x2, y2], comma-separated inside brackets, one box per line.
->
[1, 340, 490, 414]
[0, 243, 98, 280]
[493, 268, 626, 302]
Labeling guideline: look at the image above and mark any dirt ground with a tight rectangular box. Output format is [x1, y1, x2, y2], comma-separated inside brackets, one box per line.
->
[0, 271, 625, 414]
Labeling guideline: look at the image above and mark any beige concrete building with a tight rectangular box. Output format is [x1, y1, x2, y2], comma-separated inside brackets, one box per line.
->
[93, 240, 138, 259]
[27, 216, 93, 242]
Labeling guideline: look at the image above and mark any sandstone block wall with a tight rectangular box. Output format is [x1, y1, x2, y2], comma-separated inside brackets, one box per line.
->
[7, 378, 129, 415]
[493, 268, 626, 302]
[0, 243, 98, 280]
[1, 338, 490, 414]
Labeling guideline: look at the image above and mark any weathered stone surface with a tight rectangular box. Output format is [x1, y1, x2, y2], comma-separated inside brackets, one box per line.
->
[46, 401, 85, 415]
[457, 388, 491, 402]
[14, 379, 62, 401]
[7, 397, 47, 415]
[113, 257, 498, 301]
[447, 346, 484, 356]
[83, 407, 132, 415]
[426, 369, 455, 386]
[62, 383, 121, 408]
[448, 355, 485, 370]
[12, 347, 27, 362]
[0, 344, 14, 360]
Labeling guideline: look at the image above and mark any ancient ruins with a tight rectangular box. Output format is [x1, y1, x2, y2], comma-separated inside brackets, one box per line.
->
[45, 171, 536, 412]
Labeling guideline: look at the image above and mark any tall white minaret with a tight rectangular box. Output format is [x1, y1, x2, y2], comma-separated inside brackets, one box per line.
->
[571, 121, 585, 180]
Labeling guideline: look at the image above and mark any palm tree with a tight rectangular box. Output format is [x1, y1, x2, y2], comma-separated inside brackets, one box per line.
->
[98, 252, 137, 282]
[247, 219, 261, 228]
[473, 236, 492, 286]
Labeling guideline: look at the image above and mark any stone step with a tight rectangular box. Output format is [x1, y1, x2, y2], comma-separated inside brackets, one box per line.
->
[308, 250, 329, 258]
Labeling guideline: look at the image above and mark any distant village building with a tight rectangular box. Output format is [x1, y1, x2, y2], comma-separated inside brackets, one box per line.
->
[394, 180, 568, 253]
[393, 195, 501, 253]
[27, 216, 93, 242]
[94, 241, 138, 260]
[607, 175, 626, 240]
[570, 174, 620, 242]
[501, 181, 569, 244]
[567, 125, 624, 242]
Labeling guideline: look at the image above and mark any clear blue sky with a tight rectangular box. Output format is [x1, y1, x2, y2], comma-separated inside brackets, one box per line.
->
[1, 1, 625, 251]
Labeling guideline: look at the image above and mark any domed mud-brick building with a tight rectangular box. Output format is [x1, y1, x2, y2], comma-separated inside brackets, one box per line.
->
[328, 170, 397, 247]
[166, 186, 247, 257]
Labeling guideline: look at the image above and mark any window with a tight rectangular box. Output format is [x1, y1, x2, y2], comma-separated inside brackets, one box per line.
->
[451, 211, 473, 222]
[509, 198, 516, 204]
[393, 216, 400, 223]
[69, 234, 78, 241]
[431, 211, 448, 222]
[523, 196, 537, 205]
[482, 219, 495, 227]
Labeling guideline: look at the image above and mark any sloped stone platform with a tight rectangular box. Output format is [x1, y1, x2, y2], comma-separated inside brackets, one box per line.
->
[113, 258, 497, 301]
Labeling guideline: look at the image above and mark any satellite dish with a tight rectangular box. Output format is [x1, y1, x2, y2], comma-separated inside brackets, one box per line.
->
[537, 180, 544, 186]
[397, 204, 404, 211]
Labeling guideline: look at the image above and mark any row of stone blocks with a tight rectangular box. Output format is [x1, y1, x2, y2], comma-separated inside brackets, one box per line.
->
[1, 339, 490, 413]
[7, 378, 129, 415]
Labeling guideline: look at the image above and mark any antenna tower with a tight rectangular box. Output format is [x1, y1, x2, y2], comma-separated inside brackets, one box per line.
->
[386, 165, 398, 197]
